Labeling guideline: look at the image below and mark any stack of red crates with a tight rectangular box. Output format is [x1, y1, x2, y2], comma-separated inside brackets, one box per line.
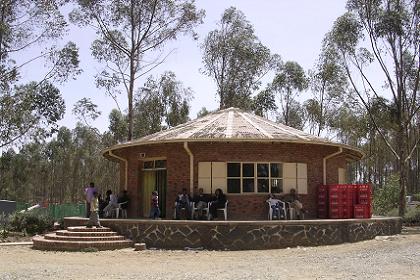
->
[354, 184, 372, 219]
[328, 185, 355, 219]
[318, 184, 372, 219]
[317, 185, 328, 218]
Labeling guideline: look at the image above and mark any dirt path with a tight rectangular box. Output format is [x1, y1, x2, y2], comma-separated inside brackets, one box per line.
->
[1, 233, 419, 280]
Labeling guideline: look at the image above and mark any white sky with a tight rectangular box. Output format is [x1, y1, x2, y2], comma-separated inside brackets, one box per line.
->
[18, 0, 350, 133]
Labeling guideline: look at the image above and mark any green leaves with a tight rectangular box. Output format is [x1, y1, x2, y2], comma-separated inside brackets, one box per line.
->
[0, 81, 65, 148]
[201, 7, 277, 110]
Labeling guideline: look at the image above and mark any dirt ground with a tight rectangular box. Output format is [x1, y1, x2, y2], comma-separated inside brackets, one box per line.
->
[0, 232, 419, 280]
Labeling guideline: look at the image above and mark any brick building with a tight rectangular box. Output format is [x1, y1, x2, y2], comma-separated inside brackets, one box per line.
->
[103, 107, 363, 220]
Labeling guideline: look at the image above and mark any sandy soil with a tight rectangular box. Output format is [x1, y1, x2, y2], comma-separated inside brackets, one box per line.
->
[0, 233, 419, 280]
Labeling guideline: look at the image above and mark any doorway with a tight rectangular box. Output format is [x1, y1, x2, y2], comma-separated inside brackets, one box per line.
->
[141, 159, 167, 218]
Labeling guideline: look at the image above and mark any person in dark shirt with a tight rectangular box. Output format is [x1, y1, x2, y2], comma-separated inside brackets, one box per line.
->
[192, 188, 210, 219]
[209, 188, 226, 220]
[118, 190, 129, 209]
[149, 191, 160, 219]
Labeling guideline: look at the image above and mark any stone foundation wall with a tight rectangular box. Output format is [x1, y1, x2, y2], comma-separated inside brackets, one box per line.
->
[64, 217, 402, 250]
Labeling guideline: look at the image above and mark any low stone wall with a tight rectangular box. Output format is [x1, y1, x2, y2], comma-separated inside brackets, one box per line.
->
[64, 217, 402, 250]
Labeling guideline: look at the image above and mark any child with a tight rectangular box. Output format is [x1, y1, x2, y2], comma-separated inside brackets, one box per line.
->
[87, 191, 101, 228]
[149, 191, 160, 219]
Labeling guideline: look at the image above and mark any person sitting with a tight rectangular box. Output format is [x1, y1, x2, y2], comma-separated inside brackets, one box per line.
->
[283, 188, 305, 219]
[209, 188, 226, 220]
[192, 188, 210, 219]
[266, 193, 284, 219]
[103, 190, 118, 217]
[175, 188, 192, 219]
[118, 190, 129, 210]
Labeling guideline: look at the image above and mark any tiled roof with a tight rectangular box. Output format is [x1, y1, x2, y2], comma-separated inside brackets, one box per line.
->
[106, 107, 363, 157]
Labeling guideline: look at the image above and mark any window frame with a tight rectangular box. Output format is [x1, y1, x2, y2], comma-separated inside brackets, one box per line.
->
[226, 162, 284, 194]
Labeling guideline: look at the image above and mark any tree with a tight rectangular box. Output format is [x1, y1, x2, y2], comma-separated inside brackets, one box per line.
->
[71, 0, 204, 141]
[0, 0, 81, 149]
[0, 82, 66, 148]
[201, 7, 279, 109]
[72, 98, 102, 127]
[326, 0, 419, 216]
[271, 61, 308, 127]
[252, 88, 277, 117]
[307, 43, 348, 136]
[133, 71, 192, 137]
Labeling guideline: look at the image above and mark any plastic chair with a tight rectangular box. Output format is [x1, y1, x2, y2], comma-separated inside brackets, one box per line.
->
[267, 200, 287, 220]
[286, 202, 305, 220]
[208, 200, 229, 220]
[191, 202, 210, 219]
[117, 201, 128, 218]
[173, 201, 193, 219]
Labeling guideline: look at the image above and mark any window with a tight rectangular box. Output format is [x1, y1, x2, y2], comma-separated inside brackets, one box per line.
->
[227, 163, 241, 193]
[143, 159, 166, 170]
[226, 162, 284, 194]
[270, 163, 282, 193]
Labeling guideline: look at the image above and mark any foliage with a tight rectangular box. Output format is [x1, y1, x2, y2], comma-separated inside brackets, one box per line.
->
[403, 207, 420, 225]
[0, 0, 81, 148]
[373, 175, 400, 215]
[0, 123, 120, 203]
[0, 213, 10, 240]
[72, 98, 102, 127]
[71, 0, 204, 140]
[270, 61, 308, 128]
[8, 212, 53, 236]
[201, 7, 279, 109]
[326, 0, 420, 216]
[0, 81, 66, 148]
[133, 72, 192, 138]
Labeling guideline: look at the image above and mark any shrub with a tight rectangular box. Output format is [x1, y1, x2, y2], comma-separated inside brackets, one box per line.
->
[9, 212, 54, 235]
[403, 207, 420, 225]
[0, 213, 10, 240]
[373, 175, 400, 215]
[412, 193, 420, 201]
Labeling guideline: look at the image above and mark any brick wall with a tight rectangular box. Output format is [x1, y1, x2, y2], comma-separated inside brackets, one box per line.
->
[111, 142, 353, 219]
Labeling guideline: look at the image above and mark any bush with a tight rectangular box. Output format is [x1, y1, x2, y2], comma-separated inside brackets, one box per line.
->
[9, 212, 54, 235]
[0, 213, 10, 240]
[373, 175, 400, 215]
[412, 193, 420, 201]
[403, 207, 420, 225]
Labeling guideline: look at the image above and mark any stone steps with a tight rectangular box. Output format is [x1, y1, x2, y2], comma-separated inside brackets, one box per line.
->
[55, 230, 118, 237]
[32, 226, 133, 251]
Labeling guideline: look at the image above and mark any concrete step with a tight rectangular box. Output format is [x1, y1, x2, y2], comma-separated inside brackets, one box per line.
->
[32, 236, 133, 251]
[43, 233, 126, 242]
[55, 230, 118, 237]
[67, 226, 111, 232]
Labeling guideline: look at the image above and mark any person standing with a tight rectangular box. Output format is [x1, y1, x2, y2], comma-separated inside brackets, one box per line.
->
[86, 191, 101, 228]
[149, 191, 160, 219]
[84, 182, 97, 218]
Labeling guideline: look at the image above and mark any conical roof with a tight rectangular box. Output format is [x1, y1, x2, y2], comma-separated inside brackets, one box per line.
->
[105, 107, 363, 158]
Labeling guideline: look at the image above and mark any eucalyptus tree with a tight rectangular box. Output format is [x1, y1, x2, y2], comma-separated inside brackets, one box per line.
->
[201, 7, 279, 109]
[0, 0, 81, 149]
[270, 61, 308, 127]
[326, 0, 419, 215]
[71, 0, 204, 141]
[307, 44, 348, 136]
[252, 89, 277, 118]
[133, 71, 192, 138]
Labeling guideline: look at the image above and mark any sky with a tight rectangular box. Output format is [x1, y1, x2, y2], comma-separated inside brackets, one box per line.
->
[18, 0, 350, 133]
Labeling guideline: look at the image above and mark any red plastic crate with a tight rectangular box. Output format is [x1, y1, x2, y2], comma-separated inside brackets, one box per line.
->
[329, 206, 343, 219]
[354, 204, 370, 219]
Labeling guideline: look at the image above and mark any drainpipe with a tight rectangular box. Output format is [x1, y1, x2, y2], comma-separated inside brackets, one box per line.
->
[183, 142, 194, 194]
[323, 147, 343, 185]
[108, 150, 128, 190]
